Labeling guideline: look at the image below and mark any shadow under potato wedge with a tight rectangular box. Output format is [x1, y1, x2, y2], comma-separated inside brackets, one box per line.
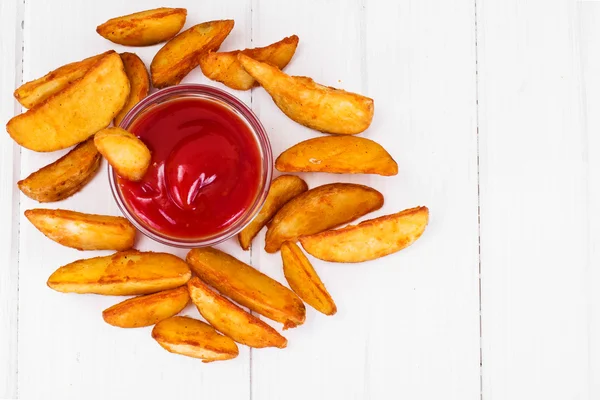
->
[114, 53, 150, 126]
[152, 316, 239, 362]
[238, 54, 374, 134]
[300, 206, 429, 263]
[187, 277, 287, 349]
[7, 51, 130, 152]
[265, 183, 384, 253]
[96, 7, 187, 46]
[17, 137, 101, 203]
[94, 127, 151, 181]
[47, 250, 191, 295]
[187, 247, 305, 329]
[199, 35, 299, 90]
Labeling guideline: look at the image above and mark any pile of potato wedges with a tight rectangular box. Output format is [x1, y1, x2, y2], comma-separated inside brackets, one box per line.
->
[6, 7, 430, 363]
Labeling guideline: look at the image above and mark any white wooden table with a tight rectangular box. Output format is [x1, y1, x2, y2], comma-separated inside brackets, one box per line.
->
[1, 0, 598, 399]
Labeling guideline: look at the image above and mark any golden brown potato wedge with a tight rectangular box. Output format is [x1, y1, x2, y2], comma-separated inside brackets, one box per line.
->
[103, 286, 189, 328]
[13, 51, 110, 109]
[152, 316, 238, 362]
[17, 137, 101, 202]
[300, 206, 429, 263]
[265, 183, 384, 253]
[94, 127, 150, 181]
[187, 247, 305, 328]
[25, 209, 135, 251]
[199, 35, 299, 90]
[114, 53, 150, 126]
[238, 54, 374, 134]
[276, 136, 398, 176]
[7, 51, 130, 152]
[187, 277, 287, 348]
[281, 242, 336, 316]
[47, 250, 191, 295]
[96, 8, 187, 46]
[151, 20, 234, 88]
[238, 175, 307, 250]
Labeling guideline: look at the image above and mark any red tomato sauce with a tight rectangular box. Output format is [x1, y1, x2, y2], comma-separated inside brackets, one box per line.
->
[117, 97, 261, 239]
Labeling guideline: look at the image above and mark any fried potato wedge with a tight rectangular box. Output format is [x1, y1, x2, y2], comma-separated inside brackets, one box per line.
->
[199, 35, 299, 90]
[47, 250, 191, 295]
[276, 136, 398, 176]
[238, 54, 374, 134]
[281, 242, 336, 316]
[114, 53, 150, 126]
[14, 52, 110, 109]
[7, 51, 130, 152]
[97, 8, 187, 46]
[151, 20, 234, 88]
[103, 286, 189, 328]
[188, 277, 287, 348]
[238, 175, 307, 250]
[25, 208, 135, 251]
[17, 137, 101, 202]
[300, 206, 429, 263]
[265, 183, 384, 253]
[152, 316, 238, 362]
[187, 247, 305, 328]
[94, 127, 151, 181]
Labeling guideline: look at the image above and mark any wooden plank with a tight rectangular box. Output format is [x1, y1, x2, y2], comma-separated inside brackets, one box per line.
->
[478, 1, 591, 398]
[250, 0, 481, 399]
[17, 1, 252, 398]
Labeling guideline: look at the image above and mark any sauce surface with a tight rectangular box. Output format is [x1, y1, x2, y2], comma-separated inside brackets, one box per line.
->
[117, 97, 261, 239]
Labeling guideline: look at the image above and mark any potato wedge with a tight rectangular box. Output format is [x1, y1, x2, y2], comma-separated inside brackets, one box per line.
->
[114, 53, 150, 126]
[265, 183, 384, 253]
[187, 247, 305, 328]
[276, 136, 398, 176]
[94, 127, 151, 181]
[199, 35, 299, 90]
[281, 242, 336, 316]
[152, 316, 238, 362]
[17, 137, 101, 202]
[7, 51, 130, 152]
[97, 8, 187, 46]
[25, 209, 135, 251]
[188, 277, 287, 348]
[151, 20, 234, 88]
[103, 286, 189, 328]
[238, 175, 307, 250]
[13, 51, 111, 109]
[238, 54, 374, 134]
[47, 250, 191, 295]
[300, 206, 429, 263]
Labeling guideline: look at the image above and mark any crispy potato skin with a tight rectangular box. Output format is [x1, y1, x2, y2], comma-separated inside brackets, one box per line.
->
[7, 51, 130, 152]
[96, 8, 187, 46]
[187, 277, 287, 348]
[199, 35, 299, 90]
[14, 51, 111, 109]
[94, 127, 151, 181]
[114, 53, 150, 126]
[152, 316, 239, 362]
[265, 183, 384, 253]
[281, 242, 336, 316]
[47, 250, 191, 295]
[25, 208, 135, 251]
[238, 175, 308, 250]
[276, 136, 398, 176]
[186, 247, 305, 328]
[17, 137, 101, 202]
[238, 54, 374, 134]
[151, 20, 234, 88]
[300, 206, 429, 263]
[103, 286, 189, 328]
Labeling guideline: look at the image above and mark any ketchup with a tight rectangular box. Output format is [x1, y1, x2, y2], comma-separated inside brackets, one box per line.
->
[117, 97, 261, 239]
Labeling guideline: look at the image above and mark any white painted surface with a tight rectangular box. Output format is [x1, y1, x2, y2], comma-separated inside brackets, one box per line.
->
[1, 0, 599, 399]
